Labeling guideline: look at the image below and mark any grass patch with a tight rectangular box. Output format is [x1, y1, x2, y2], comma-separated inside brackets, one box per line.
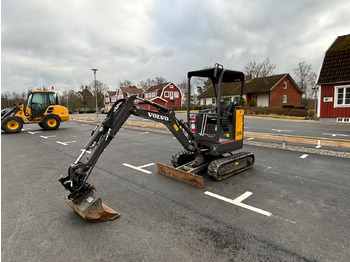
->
[258, 114, 305, 120]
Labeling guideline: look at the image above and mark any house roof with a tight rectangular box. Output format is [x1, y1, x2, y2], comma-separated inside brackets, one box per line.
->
[120, 86, 143, 97]
[317, 34, 350, 85]
[106, 91, 116, 96]
[198, 73, 301, 98]
[144, 83, 170, 96]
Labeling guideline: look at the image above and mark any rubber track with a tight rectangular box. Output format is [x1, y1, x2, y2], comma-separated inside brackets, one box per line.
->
[207, 152, 255, 181]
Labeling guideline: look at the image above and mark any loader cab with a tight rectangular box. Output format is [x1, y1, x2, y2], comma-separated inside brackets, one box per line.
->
[27, 91, 56, 116]
[187, 64, 245, 156]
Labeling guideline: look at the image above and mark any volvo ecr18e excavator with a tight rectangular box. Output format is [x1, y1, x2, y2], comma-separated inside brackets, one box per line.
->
[1, 89, 69, 133]
[59, 63, 255, 222]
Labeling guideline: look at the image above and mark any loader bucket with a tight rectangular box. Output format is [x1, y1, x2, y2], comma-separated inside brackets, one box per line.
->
[157, 163, 204, 189]
[65, 189, 120, 222]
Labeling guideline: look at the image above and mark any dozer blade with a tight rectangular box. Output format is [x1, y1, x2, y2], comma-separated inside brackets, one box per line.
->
[157, 163, 204, 189]
[65, 189, 120, 222]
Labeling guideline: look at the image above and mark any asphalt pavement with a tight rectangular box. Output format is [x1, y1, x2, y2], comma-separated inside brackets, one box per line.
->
[1, 121, 350, 261]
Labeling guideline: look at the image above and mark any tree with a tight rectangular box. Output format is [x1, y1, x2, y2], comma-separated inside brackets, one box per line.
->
[139, 77, 168, 90]
[1, 91, 27, 108]
[118, 80, 134, 88]
[292, 62, 317, 99]
[77, 85, 94, 113]
[90, 80, 109, 109]
[243, 57, 276, 78]
[196, 78, 212, 95]
[177, 78, 197, 106]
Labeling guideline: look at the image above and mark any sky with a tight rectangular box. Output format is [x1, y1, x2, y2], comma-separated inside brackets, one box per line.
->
[1, 0, 349, 95]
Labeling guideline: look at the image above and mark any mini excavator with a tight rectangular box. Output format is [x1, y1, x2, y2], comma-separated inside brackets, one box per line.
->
[59, 63, 255, 222]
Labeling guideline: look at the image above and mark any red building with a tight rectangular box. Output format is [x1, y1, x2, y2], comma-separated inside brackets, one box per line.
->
[317, 34, 350, 123]
[198, 74, 302, 107]
[104, 86, 143, 111]
[139, 82, 182, 111]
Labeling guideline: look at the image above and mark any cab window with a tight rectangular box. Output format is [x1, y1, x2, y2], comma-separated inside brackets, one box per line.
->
[49, 93, 55, 105]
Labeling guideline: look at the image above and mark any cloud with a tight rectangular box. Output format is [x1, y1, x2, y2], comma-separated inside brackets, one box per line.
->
[2, 0, 350, 94]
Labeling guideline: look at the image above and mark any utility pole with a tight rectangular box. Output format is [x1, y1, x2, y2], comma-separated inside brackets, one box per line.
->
[91, 69, 98, 119]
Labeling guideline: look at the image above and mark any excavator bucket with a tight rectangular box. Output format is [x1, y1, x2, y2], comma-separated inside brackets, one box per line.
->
[65, 188, 120, 222]
[157, 163, 204, 189]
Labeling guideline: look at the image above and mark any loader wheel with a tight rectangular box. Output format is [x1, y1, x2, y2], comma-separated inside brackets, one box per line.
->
[42, 114, 61, 130]
[1, 116, 23, 134]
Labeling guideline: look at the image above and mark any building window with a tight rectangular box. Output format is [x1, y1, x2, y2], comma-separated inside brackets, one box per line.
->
[111, 96, 116, 102]
[174, 91, 179, 98]
[283, 81, 287, 89]
[202, 99, 206, 105]
[283, 95, 287, 104]
[335, 85, 350, 107]
[212, 98, 216, 104]
[145, 93, 149, 98]
[164, 91, 169, 98]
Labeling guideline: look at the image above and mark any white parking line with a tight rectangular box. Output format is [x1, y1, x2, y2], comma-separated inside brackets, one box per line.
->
[322, 133, 349, 137]
[140, 132, 149, 134]
[123, 163, 155, 174]
[28, 131, 43, 134]
[40, 135, 57, 139]
[271, 129, 293, 133]
[300, 154, 308, 159]
[204, 191, 272, 217]
[56, 141, 76, 146]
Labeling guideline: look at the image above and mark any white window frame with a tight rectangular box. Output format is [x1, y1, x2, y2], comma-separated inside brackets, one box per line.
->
[111, 96, 116, 103]
[283, 81, 287, 89]
[174, 91, 179, 98]
[145, 93, 149, 98]
[164, 91, 169, 98]
[170, 91, 174, 100]
[282, 95, 287, 104]
[334, 85, 350, 108]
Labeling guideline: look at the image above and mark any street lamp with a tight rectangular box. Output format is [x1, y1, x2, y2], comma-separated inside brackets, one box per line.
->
[91, 68, 98, 119]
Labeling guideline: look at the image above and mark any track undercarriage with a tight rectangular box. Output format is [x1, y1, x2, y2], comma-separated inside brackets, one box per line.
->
[162, 150, 255, 187]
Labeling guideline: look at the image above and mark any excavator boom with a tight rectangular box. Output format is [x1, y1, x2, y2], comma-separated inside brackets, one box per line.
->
[59, 95, 197, 222]
[59, 64, 255, 222]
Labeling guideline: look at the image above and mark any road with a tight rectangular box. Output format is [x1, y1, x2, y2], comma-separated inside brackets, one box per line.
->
[2, 122, 350, 261]
[100, 112, 350, 140]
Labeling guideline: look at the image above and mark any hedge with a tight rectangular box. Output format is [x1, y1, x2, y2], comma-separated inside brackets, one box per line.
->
[244, 106, 313, 118]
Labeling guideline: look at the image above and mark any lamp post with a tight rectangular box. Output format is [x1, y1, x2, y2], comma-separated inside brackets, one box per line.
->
[91, 69, 98, 119]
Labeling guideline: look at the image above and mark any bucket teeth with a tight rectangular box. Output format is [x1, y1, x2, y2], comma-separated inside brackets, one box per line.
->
[65, 188, 120, 222]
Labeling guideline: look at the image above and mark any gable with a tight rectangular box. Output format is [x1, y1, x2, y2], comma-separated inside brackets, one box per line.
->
[160, 83, 181, 97]
[144, 83, 169, 96]
[120, 87, 143, 97]
[317, 34, 350, 85]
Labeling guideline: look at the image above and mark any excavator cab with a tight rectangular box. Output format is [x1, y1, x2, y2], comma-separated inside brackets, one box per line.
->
[187, 64, 245, 156]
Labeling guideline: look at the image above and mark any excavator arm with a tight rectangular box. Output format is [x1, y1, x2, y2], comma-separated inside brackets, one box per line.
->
[59, 95, 196, 221]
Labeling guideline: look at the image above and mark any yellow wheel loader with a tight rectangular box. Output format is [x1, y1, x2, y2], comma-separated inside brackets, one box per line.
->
[1, 90, 69, 134]
[59, 64, 254, 222]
